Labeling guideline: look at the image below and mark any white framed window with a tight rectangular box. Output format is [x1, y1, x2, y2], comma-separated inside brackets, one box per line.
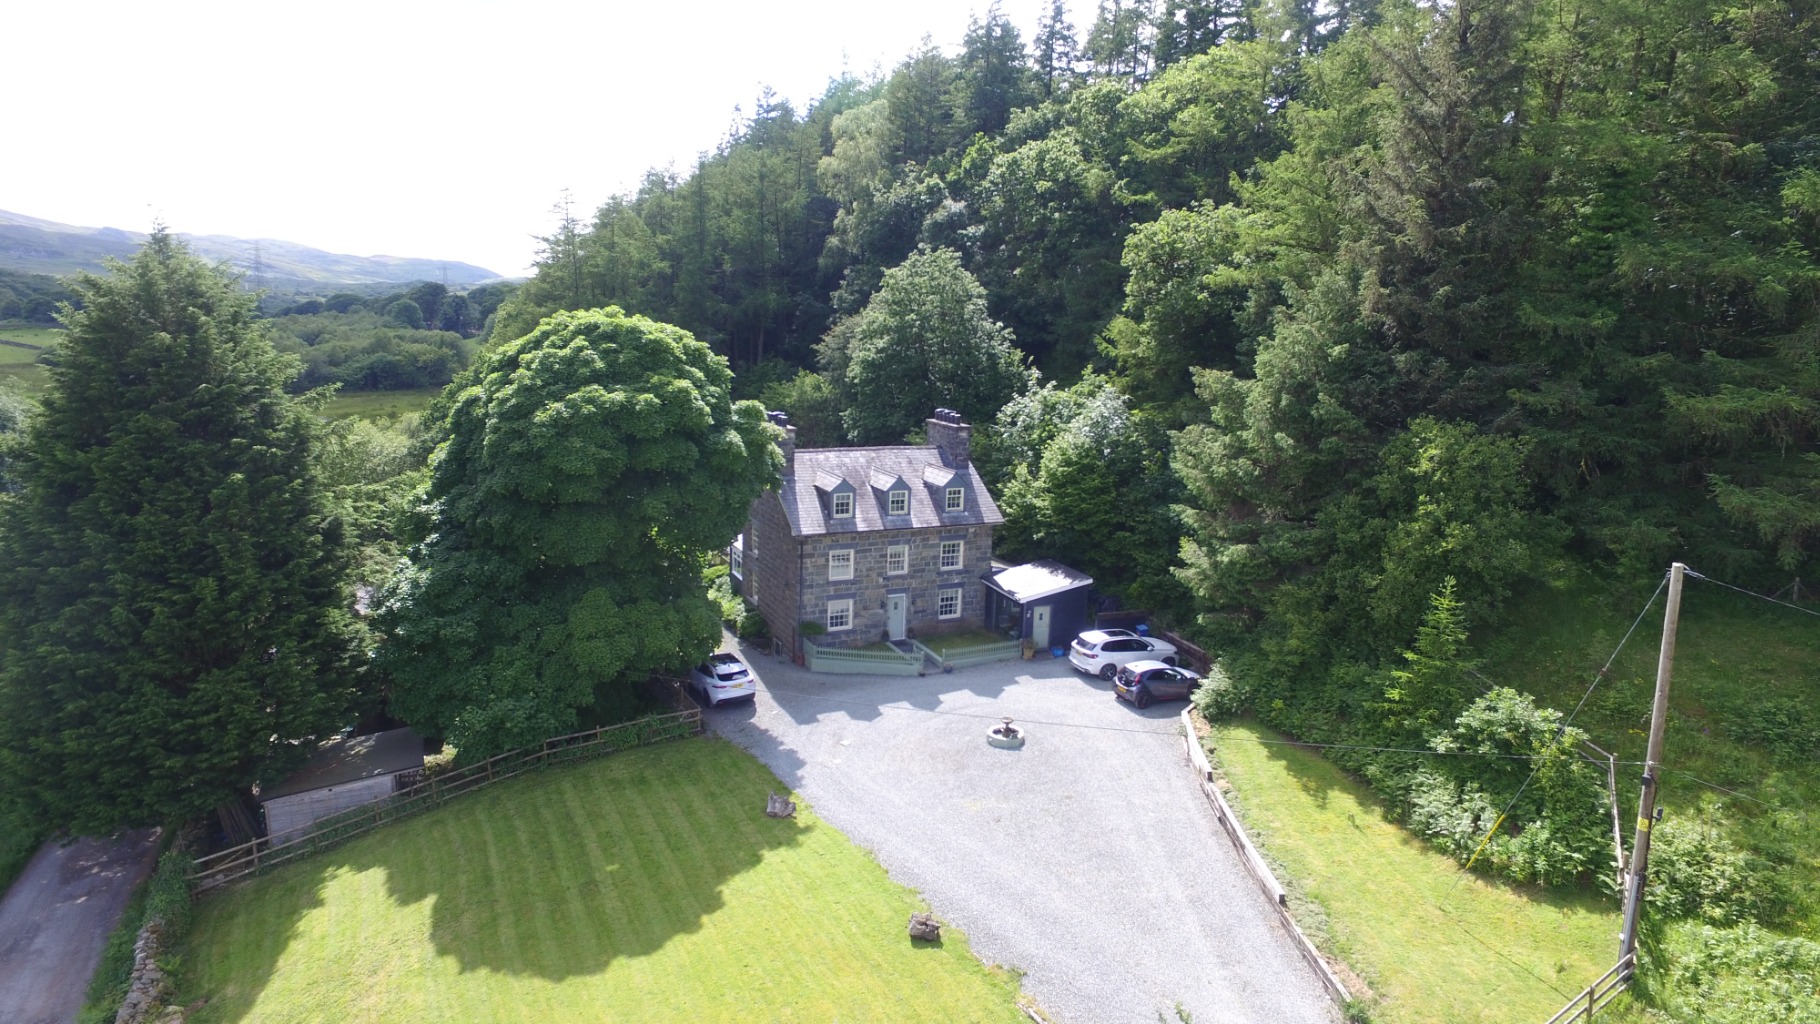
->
[886, 543, 909, 575]
[937, 587, 962, 619]
[730, 546, 743, 577]
[945, 486, 965, 511]
[888, 489, 909, 515]
[826, 599, 853, 631]
[832, 491, 854, 518]
[828, 548, 854, 581]
[940, 540, 964, 570]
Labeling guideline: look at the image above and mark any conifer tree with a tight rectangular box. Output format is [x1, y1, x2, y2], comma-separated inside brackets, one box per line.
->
[0, 230, 361, 833]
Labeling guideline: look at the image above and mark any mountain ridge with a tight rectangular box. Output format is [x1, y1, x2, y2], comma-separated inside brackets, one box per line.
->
[0, 209, 506, 289]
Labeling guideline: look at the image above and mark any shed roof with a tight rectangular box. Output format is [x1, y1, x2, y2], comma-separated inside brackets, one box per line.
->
[260, 727, 425, 801]
[777, 446, 1003, 537]
[984, 559, 1094, 604]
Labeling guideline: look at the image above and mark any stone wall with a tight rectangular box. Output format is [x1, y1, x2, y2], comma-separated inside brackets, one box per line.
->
[114, 919, 184, 1024]
[745, 492, 801, 652]
[797, 524, 995, 649]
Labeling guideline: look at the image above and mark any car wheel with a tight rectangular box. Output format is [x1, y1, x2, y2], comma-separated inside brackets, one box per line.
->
[1162, 655, 1178, 667]
[1099, 664, 1117, 681]
[1133, 687, 1154, 709]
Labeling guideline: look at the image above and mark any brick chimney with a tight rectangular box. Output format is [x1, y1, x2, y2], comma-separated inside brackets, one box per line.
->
[925, 408, 970, 469]
[767, 410, 796, 476]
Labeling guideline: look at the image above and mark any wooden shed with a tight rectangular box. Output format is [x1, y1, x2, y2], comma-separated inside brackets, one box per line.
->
[983, 559, 1094, 652]
[260, 727, 425, 843]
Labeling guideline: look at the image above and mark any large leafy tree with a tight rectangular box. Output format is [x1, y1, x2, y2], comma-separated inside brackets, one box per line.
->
[823, 246, 1030, 443]
[377, 308, 779, 758]
[0, 230, 362, 832]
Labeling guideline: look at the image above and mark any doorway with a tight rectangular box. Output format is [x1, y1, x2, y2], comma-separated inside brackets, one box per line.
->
[1031, 605, 1051, 649]
[886, 593, 907, 641]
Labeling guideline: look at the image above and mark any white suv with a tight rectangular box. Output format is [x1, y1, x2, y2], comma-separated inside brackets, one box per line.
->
[1067, 628, 1179, 679]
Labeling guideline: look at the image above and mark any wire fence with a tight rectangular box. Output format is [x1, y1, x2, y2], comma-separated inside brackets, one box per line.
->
[189, 707, 703, 893]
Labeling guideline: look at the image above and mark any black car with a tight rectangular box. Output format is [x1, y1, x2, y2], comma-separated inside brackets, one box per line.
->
[1112, 660, 1202, 709]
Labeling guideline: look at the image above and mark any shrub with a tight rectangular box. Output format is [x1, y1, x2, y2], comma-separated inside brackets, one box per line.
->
[1646, 811, 1787, 926]
[705, 574, 741, 625]
[1190, 663, 1247, 720]
[1656, 924, 1820, 1024]
[1720, 694, 1816, 765]
[738, 610, 770, 642]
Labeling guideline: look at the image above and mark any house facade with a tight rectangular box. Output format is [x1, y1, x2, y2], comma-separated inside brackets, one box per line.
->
[735, 410, 1003, 656]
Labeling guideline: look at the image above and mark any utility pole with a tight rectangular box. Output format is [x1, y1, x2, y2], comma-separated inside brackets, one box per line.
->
[1618, 561, 1686, 972]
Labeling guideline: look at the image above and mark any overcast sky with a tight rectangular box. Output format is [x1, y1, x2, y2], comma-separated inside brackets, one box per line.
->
[9, 0, 1084, 279]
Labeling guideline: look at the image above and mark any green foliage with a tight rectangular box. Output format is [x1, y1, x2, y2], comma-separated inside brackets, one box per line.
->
[757, 370, 845, 449]
[1188, 662, 1245, 720]
[376, 307, 779, 758]
[384, 298, 425, 329]
[1717, 693, 1818, 765]
[828, 246, 1030, 443]
[706, 572, 742, 626]
[989, 376, 1186, 611]
[1407, 689, 1609, 886]
[0, 268, 76, 323]
[268, 309, 477, 392]
[738, 608, 770, 642]
[1654, 924, 1820, 1024]
[1377, 579, 1474, 743]
[1648, 809, 1788, 926]
[0, 231, 361, 833]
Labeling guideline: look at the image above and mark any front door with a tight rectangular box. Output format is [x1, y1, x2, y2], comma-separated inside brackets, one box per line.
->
[1031, 605, 1051, 648]
[886, 593, 907, 640]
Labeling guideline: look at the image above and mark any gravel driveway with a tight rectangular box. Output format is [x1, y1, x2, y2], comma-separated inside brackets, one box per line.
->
[709, 643, 1337, 1024]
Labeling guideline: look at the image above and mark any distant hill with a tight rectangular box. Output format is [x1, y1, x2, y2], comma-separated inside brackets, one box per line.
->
[0, 209, 505, 289]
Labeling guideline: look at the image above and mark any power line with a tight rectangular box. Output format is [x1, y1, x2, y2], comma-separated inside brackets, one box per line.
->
[1684, 569, 1820, 619]
[1664, 768, 1771, 807]
[1441, 572, 1672, 903]
[750, 684, 1641, 764]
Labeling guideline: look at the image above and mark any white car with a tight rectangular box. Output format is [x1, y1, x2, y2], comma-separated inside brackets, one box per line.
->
[1068, 628, 1179, 679]
[688, 653, 757, 706]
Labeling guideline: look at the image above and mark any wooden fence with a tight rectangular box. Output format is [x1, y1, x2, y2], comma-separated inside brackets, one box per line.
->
[189, 708, 703, 893]
[1541, 955, 1634, 1024]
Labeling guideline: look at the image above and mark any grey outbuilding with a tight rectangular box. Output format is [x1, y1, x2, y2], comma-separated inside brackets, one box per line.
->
[982, 558, 1094, 654]
[259, 727, 425, 843]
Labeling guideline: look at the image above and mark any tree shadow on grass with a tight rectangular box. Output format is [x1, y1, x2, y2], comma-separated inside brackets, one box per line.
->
[186, 737, 808, 1021]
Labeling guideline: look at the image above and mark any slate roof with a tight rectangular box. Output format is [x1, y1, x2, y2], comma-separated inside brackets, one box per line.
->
[985, 559, 1095, 603]
[259, 727, 425, 801]
[778, 446, 1004, 537]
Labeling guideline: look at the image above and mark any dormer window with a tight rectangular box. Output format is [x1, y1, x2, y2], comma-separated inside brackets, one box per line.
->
[832, 491, 853, 518]
[888, 489, 908, 515]
[945, 486, 965, 512]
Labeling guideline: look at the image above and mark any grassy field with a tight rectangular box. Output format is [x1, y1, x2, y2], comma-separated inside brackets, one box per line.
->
[1491, 573, 1820, 931]
[0, 325, 57, 397]
[1204, 719, 1628, 1024]
[0, 324, 64, 353]
[320, 387, 441, 420]
[179, 737, 1029, 1024]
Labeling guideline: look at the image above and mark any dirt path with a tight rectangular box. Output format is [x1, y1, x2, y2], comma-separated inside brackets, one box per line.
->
[0, 829, 160, 1024]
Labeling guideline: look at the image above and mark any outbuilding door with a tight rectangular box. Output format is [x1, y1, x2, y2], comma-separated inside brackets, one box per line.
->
[887, 593, 907, 640]
[1031, 604, 1051, 648]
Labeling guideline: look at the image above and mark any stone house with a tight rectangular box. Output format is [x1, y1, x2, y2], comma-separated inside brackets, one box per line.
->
[733, 409, 1003, 657]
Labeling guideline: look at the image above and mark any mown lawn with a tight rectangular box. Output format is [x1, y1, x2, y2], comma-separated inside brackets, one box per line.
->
[1204, 718, 1630, 1024]
[180, 737, 1028, 1024]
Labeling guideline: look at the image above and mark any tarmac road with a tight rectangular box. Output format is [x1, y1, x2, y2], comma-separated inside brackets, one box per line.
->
[0, 830, 160, 1024]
